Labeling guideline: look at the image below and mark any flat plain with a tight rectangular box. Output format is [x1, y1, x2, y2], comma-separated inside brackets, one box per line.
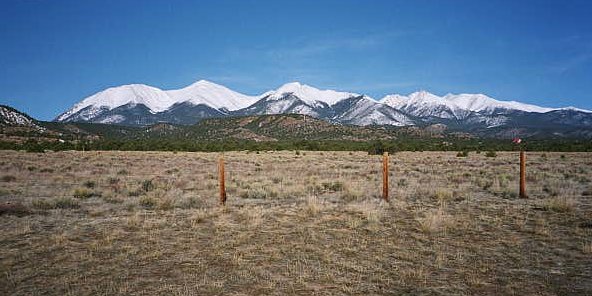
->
[0, 150, 591, 295]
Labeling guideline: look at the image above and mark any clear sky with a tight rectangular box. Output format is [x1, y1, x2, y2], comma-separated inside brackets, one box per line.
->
[1, 0, 591, 120]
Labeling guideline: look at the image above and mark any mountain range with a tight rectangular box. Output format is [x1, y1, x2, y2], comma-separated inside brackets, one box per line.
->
[29, 80, 592, 139]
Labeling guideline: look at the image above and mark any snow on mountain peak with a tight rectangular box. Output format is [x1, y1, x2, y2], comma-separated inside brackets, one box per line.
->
[57, 80, 261, 121]
[382, 91, 458, 111]
[57, 79, 591, 125]
[380, 91, 561, 114]
[266, 82, 358, 105]
[56, 84, 175, 121]
[166, 80, 258, 111]
[408, 90, 441, 101]
[443, 93, 554, 113]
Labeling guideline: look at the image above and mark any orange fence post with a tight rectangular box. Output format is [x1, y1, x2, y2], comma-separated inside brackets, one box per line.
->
[519, 150, 526, 198]
[382, 152, 389, 202]
[219, 154, 226, 205]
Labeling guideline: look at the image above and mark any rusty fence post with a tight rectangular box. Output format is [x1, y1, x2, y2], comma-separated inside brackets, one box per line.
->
[218, 154, 226, 205]
[382, 152, 389, 202]
[519, 150, 526, 198]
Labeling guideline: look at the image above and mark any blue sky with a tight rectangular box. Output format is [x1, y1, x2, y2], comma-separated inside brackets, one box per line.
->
[1, 0, 591, 120]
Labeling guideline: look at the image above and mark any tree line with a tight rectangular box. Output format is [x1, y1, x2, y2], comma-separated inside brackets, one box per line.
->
[1, 137, 591, 153]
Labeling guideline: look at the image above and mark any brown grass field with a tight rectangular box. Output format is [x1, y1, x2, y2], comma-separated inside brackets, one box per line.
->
[0, 150, 591, 295]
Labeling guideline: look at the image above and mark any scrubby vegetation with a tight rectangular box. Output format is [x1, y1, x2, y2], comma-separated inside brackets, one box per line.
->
[0, 150, 591, 295]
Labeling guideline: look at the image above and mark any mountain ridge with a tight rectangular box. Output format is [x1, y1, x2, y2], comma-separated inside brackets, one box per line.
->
[51, 80, 592, 137]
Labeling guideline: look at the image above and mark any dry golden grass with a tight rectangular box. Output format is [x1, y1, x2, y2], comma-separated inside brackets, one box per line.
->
[0, 150, 591, 295]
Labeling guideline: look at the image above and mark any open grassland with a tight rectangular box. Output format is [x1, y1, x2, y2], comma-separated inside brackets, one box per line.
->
[1, 150, 591, 295]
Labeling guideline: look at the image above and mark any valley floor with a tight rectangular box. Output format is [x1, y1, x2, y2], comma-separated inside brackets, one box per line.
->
[0, 150, 591, 295]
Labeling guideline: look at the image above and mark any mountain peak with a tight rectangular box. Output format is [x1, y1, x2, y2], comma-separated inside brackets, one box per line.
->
[55, 80, 592, 127]
[443, 93, 554, 113]
[408, 90, 441, 101]
[166, 80, 258, 111]
[56, 83, 175, 122]
[190, 79, 220, 87]
[268, 82, 358, 105]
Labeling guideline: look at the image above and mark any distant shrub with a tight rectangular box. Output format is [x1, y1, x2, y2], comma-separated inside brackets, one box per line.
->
[397, 178, 408, 187]
[177, 196, 201, 209]
[543, 196, 575, 212]
[1, 175, 16, 182]
[0, 202, 31, 217]
[139, 196, 158, 209]
[32, 199, 54, 210]
[128, 189, 142, 197]
[165, 168, 179, 174]
[485, 151, 497, 157]
[240, 189, 267, 199]
[26, 145, 45, 153]
[499, 189, 518, 199]
[432, 189, 454, 202]
[141, 179, 156, 192]
[54, 197, 80, 209]
[456, 151, 469, 157]
[322, 181, 345, 192]
[117, 169, 129, 175]
[83, 180, 96, 189]
[102, 194, 123, 204]
[157, 198, 175, 211]
[73, 188, 97, 199]
[341, 188, 363, 202]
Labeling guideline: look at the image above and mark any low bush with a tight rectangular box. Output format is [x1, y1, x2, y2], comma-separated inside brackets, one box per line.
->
[322, 181, 345, 192]
[73, 188, 98, 199]
[141, 179, 156, 192]
[54, 197, 80, 209]
[139, 196, 158, 209]
[0, 202, 31, 216]
[456, 151, 469, 157]
[1, 175, 17, 182]
[485, 151, 497, 157]
[32, 199, 54, 210]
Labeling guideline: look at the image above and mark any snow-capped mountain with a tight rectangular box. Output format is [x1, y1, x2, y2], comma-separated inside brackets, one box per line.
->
[167, 80, 258, 111]
[379, 90, 591, 129]
[443, 93, 554, 113]
[56, 80, 258, 125]
[262, 82, 358, 107]
[381, 91, 466, 119]
[331, 96, 412, 126]
[381, 91, 587, 116]
[55, 80, 592, 134]
[234, 82, 413, 126]
[55, 84, 174, 123]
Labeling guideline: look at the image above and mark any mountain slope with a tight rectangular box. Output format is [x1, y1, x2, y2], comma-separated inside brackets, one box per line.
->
[56, 80, 257, 124]
[262, 82, 358, 107]
[1, 105, 41, 128]
[53, 80, 592, 138]
[56, 84, 175, 122]
[331, 96, 413, 126]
